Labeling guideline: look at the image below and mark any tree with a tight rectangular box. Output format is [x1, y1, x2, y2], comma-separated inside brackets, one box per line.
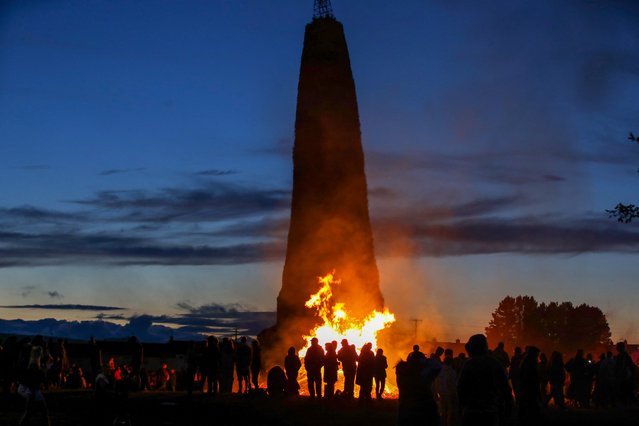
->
[486, 296, 612, 353]
[607, 132, 639, 223]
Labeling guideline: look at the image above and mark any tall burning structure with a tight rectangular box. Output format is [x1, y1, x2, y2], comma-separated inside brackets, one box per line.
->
[272, 0, 386, 343]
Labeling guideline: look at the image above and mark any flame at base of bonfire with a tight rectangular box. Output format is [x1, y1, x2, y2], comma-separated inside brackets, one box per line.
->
[295, 271, 397, 397]
[300, 271, 395, 356]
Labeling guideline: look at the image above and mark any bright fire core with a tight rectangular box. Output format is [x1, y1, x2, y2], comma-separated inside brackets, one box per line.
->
[299, 271, 396, 357]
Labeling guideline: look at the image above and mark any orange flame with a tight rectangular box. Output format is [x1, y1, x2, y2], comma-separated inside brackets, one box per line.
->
[299, 271, 395, 360]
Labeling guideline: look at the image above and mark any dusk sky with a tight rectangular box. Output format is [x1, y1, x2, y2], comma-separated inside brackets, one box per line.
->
[1, 0, 639, 342]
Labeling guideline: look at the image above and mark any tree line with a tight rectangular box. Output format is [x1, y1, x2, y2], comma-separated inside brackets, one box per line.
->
[486, 295, 612, 354]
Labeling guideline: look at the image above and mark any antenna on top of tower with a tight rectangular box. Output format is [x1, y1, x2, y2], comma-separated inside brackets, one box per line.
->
[314, 0, 335, 19]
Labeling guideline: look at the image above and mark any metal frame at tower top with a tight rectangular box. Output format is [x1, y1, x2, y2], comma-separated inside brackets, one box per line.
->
[313, 0, 335, 19]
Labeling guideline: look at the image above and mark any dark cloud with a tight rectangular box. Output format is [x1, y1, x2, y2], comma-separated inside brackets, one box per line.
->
[0, 229, 284, 267]
[374, 215, 639, 256]
[99, 168, 145, 176]
[47, 291, 63, 299]
[71, 182, 289, 223]
[0, 302, 276, 342]
[194, 169, 237, 176]
[0, 304, 124, 311]
[20, 285, 36, 298]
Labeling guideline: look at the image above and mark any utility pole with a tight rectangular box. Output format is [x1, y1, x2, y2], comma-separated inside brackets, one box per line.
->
[314, 0, 335, 19]
[409, 318, 422, 341]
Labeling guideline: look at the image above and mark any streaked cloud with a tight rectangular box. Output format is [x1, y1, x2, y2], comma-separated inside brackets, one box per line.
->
[0, 304, 125, 311]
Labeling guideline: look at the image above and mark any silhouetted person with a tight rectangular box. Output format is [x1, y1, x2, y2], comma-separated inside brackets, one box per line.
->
[18, 345, 51, 426]
[251, 339, 262, 390]
[537, 352, 548, 402]
[493, 342, 510, 370]
[284, 346, 302, 395]
[614, 342, 635, 405]
[129, 336, 143, 390]
[219, 337, 235, 393]
[435, 353, 459, 426]
[453, 352, 467, 375]
[396, 347, 441, 425]
[236, 337, 252, 394]
[323, 342, 339, 398]
[593, 351, 614, 407]
[431, 346, 444, 363]
[356, 343, 375, 401]
[407, 344, 426, 363]
[203, 335, 220, 395]
[185, 341, 199, 397]
[337, 339, 358, 398]
[304, 337, 325, 399]
[266, 366, 287, 396]
[458, 334, 512, 426]
[566, 349, 589, 407]
[519, 346, 542, 425]
[546, 351, 566, 410]
[374, 348, 388, 399]
[88, 337, 102, 384]
[66, 363, 87, 389]
[509, 346, 523, 403]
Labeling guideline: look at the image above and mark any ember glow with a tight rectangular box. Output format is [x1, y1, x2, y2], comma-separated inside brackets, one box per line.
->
[299, 271, 395, 357]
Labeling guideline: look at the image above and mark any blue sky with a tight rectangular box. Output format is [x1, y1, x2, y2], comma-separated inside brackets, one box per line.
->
[1, 0, 639, 342]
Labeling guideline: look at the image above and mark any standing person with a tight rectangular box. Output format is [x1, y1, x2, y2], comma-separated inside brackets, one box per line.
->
[457, 334, 513, 426]
[185, 341, 199, 397]
[356, 343, 375, 402]
[250, 340, 262, 390]
[323, 342, 339, 398]
[204, 336, 220, 395]
[304, 337, 325, 400]
[546, 351, 566, 410]
[374, 348, 388, 399]
[219, 338, 235, 393]
[509, 346, 524, 403]
[566, 349, 589, 407]
[88, 337, 102, 385]
[435, 353, 459, 426]
[337, 339, 358, 398]
[284, 346, 302, 395]
[235, 337, 252, 394]
[18, 346, 51, 426]
[129, 336, 144, 391]
[396, 345, 442, 426]
[519, 346, 542, 425]
[407, 344, 426, 363]
[538, 352, 549, 403]
[614, 342, 635, 406]
[493, 342, 511, 371]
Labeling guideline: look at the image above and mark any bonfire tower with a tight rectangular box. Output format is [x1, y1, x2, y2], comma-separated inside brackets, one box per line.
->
[276, 0, 384, 338]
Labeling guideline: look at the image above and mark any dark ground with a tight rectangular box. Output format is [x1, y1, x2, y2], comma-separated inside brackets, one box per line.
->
[1, 391, 638, 426]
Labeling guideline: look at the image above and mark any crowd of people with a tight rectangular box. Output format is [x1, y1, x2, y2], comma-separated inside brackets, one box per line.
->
[394, 336, 639, 426]
[265, 338, 388, 401]
[2, 332, 639, 426]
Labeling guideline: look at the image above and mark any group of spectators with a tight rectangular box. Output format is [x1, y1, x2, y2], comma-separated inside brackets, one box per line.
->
[3, 332, 639, 426]
[266, 338, 388, 400]
[395, 336, 639, 426]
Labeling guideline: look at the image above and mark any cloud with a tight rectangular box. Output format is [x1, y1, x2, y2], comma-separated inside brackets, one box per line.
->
[0, 301, 276, 342]
[374, 215, 639, 256]
[0, 304, 125, 311]
[70, 182, 289, 223]
[99, 168, 145, 176]
[194, 169, 237, 176]
[47, 291, 63, 299]
[20, 285, 37, 298]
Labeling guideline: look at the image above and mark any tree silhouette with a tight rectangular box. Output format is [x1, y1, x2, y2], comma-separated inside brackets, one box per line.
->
[486, 296, 612, 353]
[607, 132, 639, 223]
